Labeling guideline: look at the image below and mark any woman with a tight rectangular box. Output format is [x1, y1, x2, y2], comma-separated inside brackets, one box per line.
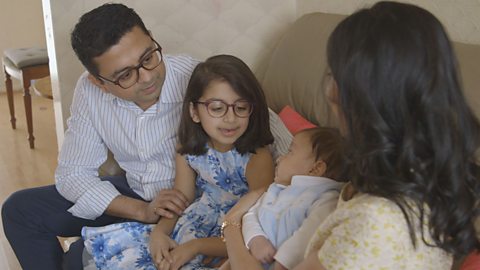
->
[221, 2, 480, 269]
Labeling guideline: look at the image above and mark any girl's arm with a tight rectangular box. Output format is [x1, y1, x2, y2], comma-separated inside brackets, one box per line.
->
[168, 236, 228, 270]
[245, 146, 274, 191]
[150, 152, 196, 265]
[166, 147, 273, 269]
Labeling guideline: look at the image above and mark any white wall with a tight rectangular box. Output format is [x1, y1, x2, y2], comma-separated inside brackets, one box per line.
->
[44, 0, 480, 148]
[43, 0, 296, 147]
[297, 0, 480, 45]
[0, 0, 47, 91]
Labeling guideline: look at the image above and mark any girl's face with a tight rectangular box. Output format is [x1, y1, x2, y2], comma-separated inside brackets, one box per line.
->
[190, 80, 250, 152]
[274, 132, 323, 186]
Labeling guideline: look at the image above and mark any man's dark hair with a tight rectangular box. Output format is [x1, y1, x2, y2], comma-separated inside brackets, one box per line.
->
[71, 3, 149, 75]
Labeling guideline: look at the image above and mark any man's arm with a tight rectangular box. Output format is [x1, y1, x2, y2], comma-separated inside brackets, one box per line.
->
[55, 75, 120, 220]
[56, 75, 188, 221]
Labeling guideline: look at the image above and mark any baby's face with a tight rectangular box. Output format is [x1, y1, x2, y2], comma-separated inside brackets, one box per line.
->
[274, 131, 317, 186]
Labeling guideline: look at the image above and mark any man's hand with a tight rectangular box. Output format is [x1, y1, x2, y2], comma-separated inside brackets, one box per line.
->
[142, 189, 189, 223]
[248, 235, 276, 264]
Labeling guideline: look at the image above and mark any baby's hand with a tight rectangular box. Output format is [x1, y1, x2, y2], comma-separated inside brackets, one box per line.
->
[248, 235, 276, 264]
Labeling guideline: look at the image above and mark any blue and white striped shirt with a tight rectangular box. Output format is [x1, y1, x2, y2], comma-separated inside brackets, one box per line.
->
[55, 55, 292, 220]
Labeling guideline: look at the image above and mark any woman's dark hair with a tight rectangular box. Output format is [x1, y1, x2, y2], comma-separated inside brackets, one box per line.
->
[301, 127, 347, 181]
[327, 1, 480, 256]
[178, 55, 274, 155]
[71, 3, 149, 76]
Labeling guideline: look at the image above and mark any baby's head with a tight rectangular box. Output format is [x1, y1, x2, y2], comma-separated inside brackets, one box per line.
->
[274, 127, 346, 185]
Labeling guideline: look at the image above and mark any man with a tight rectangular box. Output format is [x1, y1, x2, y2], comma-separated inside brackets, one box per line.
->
[2, 3, 290, 270]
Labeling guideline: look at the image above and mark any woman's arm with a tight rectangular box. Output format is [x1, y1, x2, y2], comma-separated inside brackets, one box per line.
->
[222, 190, 265, 270]
[274, 191, 339, 269]
[292, 251, 326, 270]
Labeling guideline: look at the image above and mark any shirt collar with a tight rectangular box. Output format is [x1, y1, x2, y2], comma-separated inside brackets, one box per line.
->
[159, 55, 185, 104]
[290, 175, 341, 187]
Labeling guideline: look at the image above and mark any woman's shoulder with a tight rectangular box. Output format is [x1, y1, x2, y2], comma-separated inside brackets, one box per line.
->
[314, 193, 453, 269]
[336, 192, 407, 228]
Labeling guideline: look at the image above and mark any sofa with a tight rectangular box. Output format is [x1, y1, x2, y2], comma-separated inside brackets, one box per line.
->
[96, 12, 480, 269]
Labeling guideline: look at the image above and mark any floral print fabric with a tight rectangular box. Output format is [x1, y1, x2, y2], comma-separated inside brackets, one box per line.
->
[82, 146, 251, 270]
[305, 189, 453, 269]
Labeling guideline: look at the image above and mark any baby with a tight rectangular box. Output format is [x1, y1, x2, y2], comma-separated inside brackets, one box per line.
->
[221, 127, 346, 270]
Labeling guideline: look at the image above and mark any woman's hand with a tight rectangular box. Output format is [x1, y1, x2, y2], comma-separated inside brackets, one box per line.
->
[225, 189, 264, 223]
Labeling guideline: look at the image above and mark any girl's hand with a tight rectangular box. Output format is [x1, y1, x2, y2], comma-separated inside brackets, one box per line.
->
[249, 236, 276, 264]
[149, 228, 178, 268]
[168, 240, 199, 270]
[225, 189, 264, 223]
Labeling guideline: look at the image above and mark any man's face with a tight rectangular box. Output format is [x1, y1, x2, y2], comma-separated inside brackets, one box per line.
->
[92, 26, 166, 110]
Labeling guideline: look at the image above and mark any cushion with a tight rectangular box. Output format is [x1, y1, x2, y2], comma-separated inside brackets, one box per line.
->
[4, 47, 48, 68]
[453, 42, 480, 122]
[278, 105, 317, 135]
[261, 12, 345, 129]
[460, 251, 480, 270]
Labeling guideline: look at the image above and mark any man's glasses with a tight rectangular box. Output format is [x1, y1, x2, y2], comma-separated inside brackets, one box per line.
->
[97, 39, 163, 89]
[194, 99, 253, 118]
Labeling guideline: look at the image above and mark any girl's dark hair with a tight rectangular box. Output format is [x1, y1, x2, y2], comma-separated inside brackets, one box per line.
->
[300, 127, 346, 181]
[327, 1, 480, 256]
[71, 3, 149, 76]
[178, 55, 274, 155]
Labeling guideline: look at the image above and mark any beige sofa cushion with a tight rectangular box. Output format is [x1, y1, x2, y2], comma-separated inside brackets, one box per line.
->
[261, 13, 345, 128]
[262, 12, 480, 127]
[454, 42, 480, 119]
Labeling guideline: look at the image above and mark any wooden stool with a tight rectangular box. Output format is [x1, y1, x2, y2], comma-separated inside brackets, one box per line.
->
[3, 47, 49, 149]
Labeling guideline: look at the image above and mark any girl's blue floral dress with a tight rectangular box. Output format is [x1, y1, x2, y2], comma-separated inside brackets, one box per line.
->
[82, 145, 251, 270]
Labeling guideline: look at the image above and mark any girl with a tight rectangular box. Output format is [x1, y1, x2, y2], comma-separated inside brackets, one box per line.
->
[82, 54, 274, 270]
[221, 2, 480, 270]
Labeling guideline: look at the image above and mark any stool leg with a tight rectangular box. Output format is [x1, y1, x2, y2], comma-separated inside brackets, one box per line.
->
[22, 78, 35, 149]
[4, 69, 16, 129]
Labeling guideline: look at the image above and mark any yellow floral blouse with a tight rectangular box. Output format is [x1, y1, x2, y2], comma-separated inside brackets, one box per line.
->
[305, 187, 453, 269]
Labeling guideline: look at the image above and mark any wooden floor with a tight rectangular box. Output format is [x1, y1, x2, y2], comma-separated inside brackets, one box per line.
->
[0, 91, 58, 270]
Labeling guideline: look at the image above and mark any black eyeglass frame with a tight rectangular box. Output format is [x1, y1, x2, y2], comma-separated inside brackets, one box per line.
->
[194, 100, 254, 118]
[96, 38, 163, 89]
